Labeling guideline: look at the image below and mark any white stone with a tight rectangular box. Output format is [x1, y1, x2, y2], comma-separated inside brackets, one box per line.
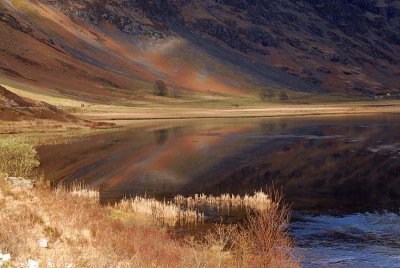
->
[28, 259, 39, 268]
[65, 263, 73, 268]
[1, 253, 11, 262]
[39, 238, 48, 248]
[6, 177, 33, 189]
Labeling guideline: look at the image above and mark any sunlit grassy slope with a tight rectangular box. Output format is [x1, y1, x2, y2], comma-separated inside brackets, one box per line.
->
[0, 0, 320, 106]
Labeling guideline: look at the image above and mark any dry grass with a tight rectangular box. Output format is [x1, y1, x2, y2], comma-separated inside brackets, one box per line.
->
[0, 178, 299, 268]
[235, 191, 299, 267]
[0, 177, 188, 267]
[186, 190, 299, 268]
[0, 119, 89, 134]
[114, 191, 272, 227]
[55, 182, 100, 204]
[175, 191, 272, 211]
[114, 196, 204, 227]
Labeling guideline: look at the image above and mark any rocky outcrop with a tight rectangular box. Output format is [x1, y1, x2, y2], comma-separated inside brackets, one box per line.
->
[0, 7, 33, 34]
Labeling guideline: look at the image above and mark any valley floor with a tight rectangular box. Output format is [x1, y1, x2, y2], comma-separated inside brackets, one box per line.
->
[2, 82, 400, 133]
[75, 101, 400, 123]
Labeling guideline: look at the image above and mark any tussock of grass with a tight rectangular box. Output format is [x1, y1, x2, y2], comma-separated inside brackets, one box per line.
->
[55, 182, 100, 204]
[114, 197, 204, 226]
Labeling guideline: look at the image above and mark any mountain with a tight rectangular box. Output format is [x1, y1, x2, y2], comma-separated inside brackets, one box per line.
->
[1, 0, 400, 103]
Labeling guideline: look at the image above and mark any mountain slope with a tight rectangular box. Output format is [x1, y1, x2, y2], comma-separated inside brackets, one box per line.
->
[0, 84, 76, 121]
[0, 0, 399, 104]
[0, 84, 114, 133]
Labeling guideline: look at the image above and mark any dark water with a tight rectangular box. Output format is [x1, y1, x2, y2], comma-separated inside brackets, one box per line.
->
[38, 115, 400, 267]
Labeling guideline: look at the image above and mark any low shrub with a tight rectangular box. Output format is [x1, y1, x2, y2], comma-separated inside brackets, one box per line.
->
[187, 190, 300, 267]
[153, 80, 168, 96]
[0, 136, 39, 177]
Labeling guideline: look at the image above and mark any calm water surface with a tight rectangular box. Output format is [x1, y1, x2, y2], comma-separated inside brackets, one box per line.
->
[38, 115, 400, 267]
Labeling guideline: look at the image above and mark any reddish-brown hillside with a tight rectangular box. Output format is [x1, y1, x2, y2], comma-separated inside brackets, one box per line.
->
[0, 84, 80, 122]
[0, 0, 399, 102]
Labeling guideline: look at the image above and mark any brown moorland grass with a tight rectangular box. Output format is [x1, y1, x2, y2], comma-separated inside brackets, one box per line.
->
[0, 178, 189, 267]
[0, 178, 300, 268]
[114, 196, 205, 226]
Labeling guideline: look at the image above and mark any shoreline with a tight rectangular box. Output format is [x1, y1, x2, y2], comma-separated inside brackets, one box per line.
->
[1, 101, 400, 134]
[90, 111, 400, 122]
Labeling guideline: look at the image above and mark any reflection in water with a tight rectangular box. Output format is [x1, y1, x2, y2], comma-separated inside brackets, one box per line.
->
[38, 115, 400, 267]
[154, 129, 170, 145]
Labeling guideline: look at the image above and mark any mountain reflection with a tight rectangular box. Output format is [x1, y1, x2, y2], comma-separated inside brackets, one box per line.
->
[38, 115, 400, 212]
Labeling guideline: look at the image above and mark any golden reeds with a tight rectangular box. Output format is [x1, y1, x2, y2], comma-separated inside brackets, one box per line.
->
[55, 182, 100, 204]
[56, 186, 273, 226]
[114, 196, 204, 226]
[175, 191, 272, 211]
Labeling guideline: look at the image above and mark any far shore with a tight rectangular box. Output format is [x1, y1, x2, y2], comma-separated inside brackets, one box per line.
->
[75, 101, 400, 123]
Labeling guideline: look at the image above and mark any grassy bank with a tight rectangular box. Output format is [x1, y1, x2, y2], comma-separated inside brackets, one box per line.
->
[0, 119, 111, 135]
[0, 137, 299, 267]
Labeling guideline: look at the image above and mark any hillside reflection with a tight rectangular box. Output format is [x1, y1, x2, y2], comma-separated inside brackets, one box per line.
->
[38, 115, 400, 212]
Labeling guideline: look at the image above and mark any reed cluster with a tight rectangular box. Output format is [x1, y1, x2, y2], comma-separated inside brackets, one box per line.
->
[55, 182, 100, 204]
[114, 196, 204, 226]
[114, 191, 272, 226]
[174, 191, 272, 211]
[56, 187, 273, 226]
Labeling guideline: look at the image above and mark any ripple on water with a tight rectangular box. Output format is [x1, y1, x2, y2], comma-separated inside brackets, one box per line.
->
[368, 144, 400, 153]
[292, 213, 400, 268]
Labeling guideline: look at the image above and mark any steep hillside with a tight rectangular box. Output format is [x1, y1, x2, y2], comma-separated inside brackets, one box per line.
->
[0, 0, 399, 104]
